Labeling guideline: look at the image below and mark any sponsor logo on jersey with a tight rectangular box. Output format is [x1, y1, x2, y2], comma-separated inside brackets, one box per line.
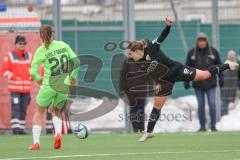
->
[147, 60, 158, 73]
[146, 54, 151, 61]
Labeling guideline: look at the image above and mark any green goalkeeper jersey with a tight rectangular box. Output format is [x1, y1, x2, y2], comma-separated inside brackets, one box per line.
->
[30, 40, 80, 87]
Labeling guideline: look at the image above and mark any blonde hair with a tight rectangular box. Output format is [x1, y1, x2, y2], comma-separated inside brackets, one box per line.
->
[127, 39, 147, 51]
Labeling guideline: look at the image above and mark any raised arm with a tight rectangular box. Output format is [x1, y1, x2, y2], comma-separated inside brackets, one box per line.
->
[152, 18, 173, 44]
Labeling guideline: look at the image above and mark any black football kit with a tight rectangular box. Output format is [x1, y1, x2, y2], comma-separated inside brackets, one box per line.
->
[137, 25, 196, 96]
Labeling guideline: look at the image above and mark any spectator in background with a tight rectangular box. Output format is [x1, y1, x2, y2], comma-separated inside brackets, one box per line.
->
[184, 32, 223, 132]
[220, 50, 238, 116]
[1, 36, 32, 134]
[120, 57, 147, 133]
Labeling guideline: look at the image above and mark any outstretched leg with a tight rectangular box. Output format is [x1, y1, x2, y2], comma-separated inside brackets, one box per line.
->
[194, 62, 238, 81]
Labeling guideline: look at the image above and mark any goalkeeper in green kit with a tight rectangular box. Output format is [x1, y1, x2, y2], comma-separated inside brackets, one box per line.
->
[29, 25, 80, 150]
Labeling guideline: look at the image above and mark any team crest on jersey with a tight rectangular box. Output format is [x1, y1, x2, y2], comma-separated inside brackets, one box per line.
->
[146, 54, 151, 61]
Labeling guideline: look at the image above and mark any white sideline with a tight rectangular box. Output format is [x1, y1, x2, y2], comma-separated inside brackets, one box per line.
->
[0, 149, 240, 160]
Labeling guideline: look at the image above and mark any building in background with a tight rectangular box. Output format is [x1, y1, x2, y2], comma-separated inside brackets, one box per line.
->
[3, 0, 240, 23]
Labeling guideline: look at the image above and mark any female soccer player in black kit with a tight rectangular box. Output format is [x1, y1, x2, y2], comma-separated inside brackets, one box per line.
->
[126, 18, 239, 142]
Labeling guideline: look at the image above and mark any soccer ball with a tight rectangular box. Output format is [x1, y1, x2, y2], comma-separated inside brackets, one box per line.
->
[73, 123, 91, 139]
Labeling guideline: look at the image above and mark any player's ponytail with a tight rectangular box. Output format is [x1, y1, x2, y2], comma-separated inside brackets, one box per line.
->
[127, 41, 144, 52]
[40, 25, 53, 49]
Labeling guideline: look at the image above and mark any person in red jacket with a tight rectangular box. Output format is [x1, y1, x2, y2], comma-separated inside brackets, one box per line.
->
[1, 36, 32, 134]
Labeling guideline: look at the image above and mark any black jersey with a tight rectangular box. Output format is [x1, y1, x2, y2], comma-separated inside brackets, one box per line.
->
[138, 39, 182, 83]
[132, 25, 196, 96]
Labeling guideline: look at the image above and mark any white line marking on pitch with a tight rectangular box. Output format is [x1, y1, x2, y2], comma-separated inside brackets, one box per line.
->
[1, 149, 240, 160]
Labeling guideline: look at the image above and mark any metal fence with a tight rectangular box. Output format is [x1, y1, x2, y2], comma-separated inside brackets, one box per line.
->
[1, 0, 240, 132]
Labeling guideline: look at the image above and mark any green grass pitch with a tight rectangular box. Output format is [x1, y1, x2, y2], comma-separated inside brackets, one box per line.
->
[0, 132, 240, 160]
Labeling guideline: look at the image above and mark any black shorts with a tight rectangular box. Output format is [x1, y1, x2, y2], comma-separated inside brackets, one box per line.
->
[155, 65, 196, 97]
[173, 65, 196, 82]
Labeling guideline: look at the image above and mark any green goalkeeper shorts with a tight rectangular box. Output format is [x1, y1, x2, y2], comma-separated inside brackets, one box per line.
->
[36, 85, 67, 109]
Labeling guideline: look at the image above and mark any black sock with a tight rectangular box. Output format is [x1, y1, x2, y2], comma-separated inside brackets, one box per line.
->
[207, 64, 230, 75]
[147, 107, 161, 133]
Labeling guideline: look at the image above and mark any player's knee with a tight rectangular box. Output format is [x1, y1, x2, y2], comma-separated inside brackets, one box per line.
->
[50, 106, 56, 115]
[195, 70, 211, 81]
[200, 73, 210, 80]
[50, 106, 61, 117]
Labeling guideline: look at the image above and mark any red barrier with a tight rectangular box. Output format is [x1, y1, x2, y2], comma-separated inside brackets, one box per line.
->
[0, 32, 41, 128]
